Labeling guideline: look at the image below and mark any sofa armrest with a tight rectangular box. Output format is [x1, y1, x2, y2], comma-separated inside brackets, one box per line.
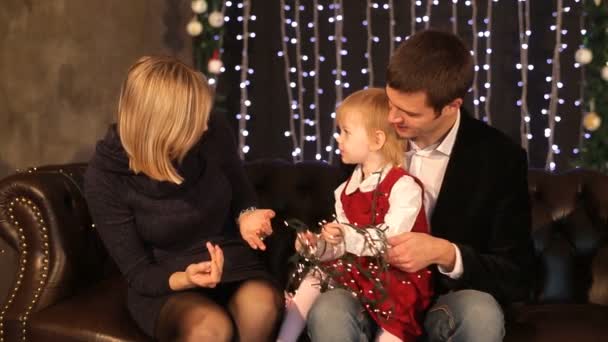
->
[0, 166, 109, 340]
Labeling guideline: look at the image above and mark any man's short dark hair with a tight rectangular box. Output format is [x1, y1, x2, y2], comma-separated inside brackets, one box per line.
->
[386, 30, 474, 113]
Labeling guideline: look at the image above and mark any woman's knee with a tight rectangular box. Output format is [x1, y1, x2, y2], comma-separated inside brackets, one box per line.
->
[178, 308, 234, 342]
[231, 280, 283, 322]
[254, 286, 283, 325]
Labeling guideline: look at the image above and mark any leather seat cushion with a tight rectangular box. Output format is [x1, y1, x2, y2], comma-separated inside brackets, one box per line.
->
[28, 277, 150, 342]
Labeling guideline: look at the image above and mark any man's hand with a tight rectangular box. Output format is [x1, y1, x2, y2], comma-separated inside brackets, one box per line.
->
[386, 232, 456, 273]
[239, 209, 275, 251]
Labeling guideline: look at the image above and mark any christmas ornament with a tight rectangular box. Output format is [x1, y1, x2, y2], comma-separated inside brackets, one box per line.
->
[186, 18, 203, 36]
[208, 59, 223, 74]
[208, 50, 223, 74]
[602, 66, 608, 81]
[583, 112, 602, 131]
[575, 48, 593, 65]
[208, 11, 224, 28]
[191, 0, 208, 14]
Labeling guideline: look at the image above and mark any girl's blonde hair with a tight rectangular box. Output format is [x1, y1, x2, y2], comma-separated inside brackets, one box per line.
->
[117, 56, 213, 184]
[336, 88, 405, 166]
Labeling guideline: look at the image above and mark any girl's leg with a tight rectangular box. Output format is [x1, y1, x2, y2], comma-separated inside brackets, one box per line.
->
[277, 274, 323, 342]
[375, 328, 403, 342]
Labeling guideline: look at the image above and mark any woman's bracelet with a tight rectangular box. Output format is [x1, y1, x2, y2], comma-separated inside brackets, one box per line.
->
[236, 206, 257, 223]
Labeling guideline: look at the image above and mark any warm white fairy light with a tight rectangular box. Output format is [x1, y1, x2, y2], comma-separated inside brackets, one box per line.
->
[238, 0, 252, 158]
[217, 1, 228, 62]
[313, 0, 322, 160]
[517, 0, 532, 154]
[575, 0, 586, 156]
[545, 0, 564, 171]
[388, 0, 395, 52]
[424, 0, 433, 29]
[452, 0, 458, 33]
[279, 0, 301, 162]
[483, 0, 494, 125]
[469, 1, 480, 120]
[366, 0, 374, 86]
[259, 1, 579, 169]
[294, 0, 307, 156]
[328, 0, 344, 164]
[410, 0, 416, 36]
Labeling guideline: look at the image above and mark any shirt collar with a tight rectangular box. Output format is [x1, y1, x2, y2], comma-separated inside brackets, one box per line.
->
[408, 110, 460, 157]
[345, 164, 392, 195]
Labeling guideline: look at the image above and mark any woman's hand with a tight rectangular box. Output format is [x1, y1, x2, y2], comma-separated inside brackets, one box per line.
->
[321, 222, 344, 245]
[169, 242, 223, 291]
[185, 242, 224, 288]
[239, 209, 275, 251]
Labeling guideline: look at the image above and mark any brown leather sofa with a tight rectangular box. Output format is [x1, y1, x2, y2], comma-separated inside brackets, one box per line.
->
[0, 160, 607, 341]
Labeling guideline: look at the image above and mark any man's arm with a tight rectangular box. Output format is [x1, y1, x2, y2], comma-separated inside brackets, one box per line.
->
[442, 148, 534, 302]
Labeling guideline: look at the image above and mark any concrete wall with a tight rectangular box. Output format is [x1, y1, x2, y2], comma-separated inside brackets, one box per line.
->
[0, 0, 192, 178]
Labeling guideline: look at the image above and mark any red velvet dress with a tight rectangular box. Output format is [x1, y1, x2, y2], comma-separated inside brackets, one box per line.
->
[330, 167, 433, 341]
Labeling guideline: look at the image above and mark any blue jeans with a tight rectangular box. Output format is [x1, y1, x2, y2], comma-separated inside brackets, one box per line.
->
[306, 289, 505, 342]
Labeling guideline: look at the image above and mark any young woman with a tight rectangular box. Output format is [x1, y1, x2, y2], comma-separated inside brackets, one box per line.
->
[84, 56, 282, 341]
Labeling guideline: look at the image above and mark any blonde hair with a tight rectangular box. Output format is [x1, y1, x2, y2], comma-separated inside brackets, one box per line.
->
[117, 56, 213, 184]
[336, 88, 405, 166]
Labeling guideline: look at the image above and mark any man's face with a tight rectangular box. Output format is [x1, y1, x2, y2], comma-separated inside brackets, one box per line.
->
[386, 87, 453, 144]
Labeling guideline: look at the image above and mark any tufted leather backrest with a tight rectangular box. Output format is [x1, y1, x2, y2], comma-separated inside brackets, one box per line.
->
[1, 161, 606, 314]
[0, 164, 113, 320]
[245, 160, 344, 230]
[528, 169, 608, 304]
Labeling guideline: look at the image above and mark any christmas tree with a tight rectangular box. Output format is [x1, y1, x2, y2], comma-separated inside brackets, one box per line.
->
[187, 0, 226, 79]
[577, 0, 608, 172]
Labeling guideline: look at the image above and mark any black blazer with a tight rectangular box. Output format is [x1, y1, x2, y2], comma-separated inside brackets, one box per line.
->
[431, 112, 534, 303]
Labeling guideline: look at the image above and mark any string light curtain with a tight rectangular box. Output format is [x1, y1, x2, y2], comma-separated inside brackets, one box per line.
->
[219, 0, 587, 171]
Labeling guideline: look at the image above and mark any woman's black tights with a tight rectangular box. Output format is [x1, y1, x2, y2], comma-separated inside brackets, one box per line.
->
[156, 279, 283, 342]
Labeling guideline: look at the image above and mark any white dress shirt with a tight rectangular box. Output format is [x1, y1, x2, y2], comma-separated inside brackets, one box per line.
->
[405, 112, 463, 279]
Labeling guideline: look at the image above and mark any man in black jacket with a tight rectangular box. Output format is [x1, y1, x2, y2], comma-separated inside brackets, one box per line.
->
[307, 30, 534, 342]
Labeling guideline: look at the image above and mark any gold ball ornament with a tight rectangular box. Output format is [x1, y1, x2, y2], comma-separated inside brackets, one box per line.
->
[602, 66, 608, 81]
[191, 0, 208, 14]
[208, 59, 223, 74]
[583, 112, 602, 131]
[575, 48, 593, 65]
[186, 19, 203, 36]
[208, 11, 224, 28]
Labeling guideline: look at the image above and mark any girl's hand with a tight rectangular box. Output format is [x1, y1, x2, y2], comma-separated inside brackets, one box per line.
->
[321, 222, 344, 245]
[295, 230, 318, 254]
[185, 242, 224, 288]
[239, 209, 275, 251]
[284, 291, 294, 307]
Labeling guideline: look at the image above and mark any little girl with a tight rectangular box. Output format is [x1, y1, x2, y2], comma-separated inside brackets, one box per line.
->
[277, 88, 432, 342]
